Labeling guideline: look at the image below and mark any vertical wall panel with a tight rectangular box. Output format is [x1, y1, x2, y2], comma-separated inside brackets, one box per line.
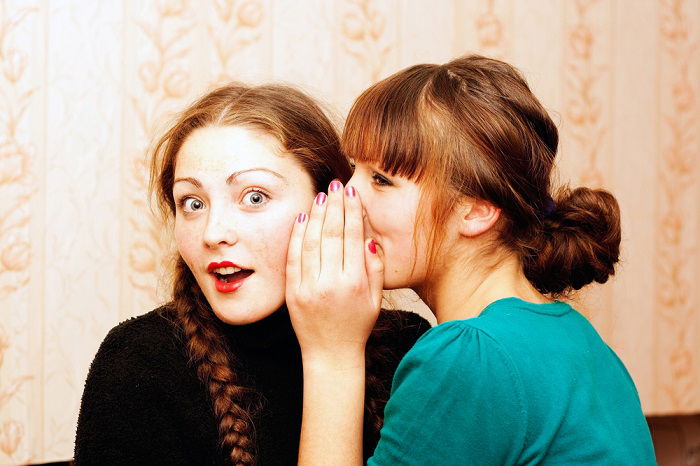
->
[270, 0, 336, 104]
[398, 0, 454, 68]
[334, 0, 400, 114]
[609, 0, 658, 411]
[42, 1, 124, 459]
[121, 0, 200, 320]
[0, 1, 698, 462]
[654, 0, 699, 414]
[0, 1, 43, 463]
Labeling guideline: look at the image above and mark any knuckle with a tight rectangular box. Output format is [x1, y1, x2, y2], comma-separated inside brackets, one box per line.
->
[345, 223, 361, 237]
[323, 225, 343, 239]
[350, 282, 364, 296]
[296, 289, 314, 307]
[302, 240, 317, 253]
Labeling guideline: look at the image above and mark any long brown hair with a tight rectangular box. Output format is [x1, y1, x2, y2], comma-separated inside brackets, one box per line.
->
[149, 84, 354, 464]
[343, 55, 621, 296]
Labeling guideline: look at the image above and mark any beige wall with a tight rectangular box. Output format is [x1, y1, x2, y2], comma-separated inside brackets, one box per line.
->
[0, 0, 698, 463]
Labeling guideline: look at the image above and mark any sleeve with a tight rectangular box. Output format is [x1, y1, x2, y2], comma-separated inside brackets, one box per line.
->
[368, 323, 528, 466]
[74, 320, 192, 466]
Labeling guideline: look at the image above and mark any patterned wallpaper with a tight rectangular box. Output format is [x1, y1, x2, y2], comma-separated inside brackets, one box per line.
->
[0, 0, 698, 463]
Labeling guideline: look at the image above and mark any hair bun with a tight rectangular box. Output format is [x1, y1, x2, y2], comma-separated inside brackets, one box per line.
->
[524, 186, 622, 295]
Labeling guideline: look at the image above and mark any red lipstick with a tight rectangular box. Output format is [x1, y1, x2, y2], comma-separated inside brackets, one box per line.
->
[207, 261, 243, 273]
[207, 261, 253, 293]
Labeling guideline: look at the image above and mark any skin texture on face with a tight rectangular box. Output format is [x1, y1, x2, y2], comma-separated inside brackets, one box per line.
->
[173, 125, 315, 325]
[347, 162, 430, 290]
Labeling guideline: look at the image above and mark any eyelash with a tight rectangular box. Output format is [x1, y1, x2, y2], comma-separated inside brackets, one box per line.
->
[177, 196, 204, 213]
[175, 188, 271, 213]
[372, 172, 392, 187]
[242, 188, 270, 207]
[350, 159, 392, 187]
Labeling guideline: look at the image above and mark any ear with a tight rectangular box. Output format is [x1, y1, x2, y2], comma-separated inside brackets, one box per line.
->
[457, 198, 501, 238]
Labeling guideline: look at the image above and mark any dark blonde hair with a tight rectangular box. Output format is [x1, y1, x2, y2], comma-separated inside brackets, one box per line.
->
[343, 55, 621, 296]
[149, 84, 352, 464]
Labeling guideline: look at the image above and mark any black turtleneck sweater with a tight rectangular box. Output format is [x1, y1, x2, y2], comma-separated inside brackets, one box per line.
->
[74, 306, 430, 465]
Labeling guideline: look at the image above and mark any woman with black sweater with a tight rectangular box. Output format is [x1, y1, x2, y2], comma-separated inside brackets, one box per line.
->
[74, 84, 429, 465]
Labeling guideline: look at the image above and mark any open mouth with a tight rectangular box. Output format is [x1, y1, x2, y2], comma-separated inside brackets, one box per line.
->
[212, 267, 254, 283]
[208, 262, 254, 293]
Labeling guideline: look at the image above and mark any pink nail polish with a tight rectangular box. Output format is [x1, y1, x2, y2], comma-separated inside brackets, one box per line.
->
[345, 186, 356, 197]
[368, 239, 377, 254]
[315, 192, 327, 206]
[330, 180, 341, 192]
[297, 212, 307, 223]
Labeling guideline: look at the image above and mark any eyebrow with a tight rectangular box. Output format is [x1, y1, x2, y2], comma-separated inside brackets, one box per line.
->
[173, 168, 286, 187]
[226, 168, 286, 185]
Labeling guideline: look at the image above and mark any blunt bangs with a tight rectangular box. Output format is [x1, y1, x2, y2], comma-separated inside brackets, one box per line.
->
[341, 64, 440, 182]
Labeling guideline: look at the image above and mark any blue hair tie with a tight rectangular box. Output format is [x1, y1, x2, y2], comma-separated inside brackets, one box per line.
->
[542, 196, 555, 218]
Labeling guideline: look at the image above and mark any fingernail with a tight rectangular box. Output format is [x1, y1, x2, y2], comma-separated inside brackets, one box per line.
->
[345, 185, 356, 197]
[315, 192, 327, 206]
[297, 212, 307, 223]
[368, 239, 377, 254]
[329, 180, 342, 192]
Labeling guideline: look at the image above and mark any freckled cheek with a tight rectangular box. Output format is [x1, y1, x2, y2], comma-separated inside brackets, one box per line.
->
[247, 213, 296, 282]
[174, 219, 201, 267]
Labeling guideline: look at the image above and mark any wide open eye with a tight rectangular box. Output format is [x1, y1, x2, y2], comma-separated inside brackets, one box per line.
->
[242, 189, 269, 207]
[181, 197, 205, 213]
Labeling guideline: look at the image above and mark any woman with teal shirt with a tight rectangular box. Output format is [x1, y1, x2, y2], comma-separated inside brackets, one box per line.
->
[286, 55, 656, 464]
[372, 298, 653, 464]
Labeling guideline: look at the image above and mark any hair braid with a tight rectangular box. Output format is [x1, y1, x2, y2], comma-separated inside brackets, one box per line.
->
[362, 311, 419, 458]
[363, 366, 387, 456]
[172, 257, 257, 465]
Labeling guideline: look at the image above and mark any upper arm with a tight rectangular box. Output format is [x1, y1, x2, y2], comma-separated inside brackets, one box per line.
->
[368, 324, 528, 466]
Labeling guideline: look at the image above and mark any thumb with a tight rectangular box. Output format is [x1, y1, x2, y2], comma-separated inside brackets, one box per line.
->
[364, 238, 384, 309]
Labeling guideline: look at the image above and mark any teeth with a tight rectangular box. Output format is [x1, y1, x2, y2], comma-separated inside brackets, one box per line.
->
[213, 266, 241, 274]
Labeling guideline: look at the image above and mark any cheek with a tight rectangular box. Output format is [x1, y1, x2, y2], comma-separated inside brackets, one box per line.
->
[246, 207, 298, 279]
[174, 217, 200, 263]
[365, 193, 425, 282]
[256, 192, 314, 278]
[370, 197, 416, 250]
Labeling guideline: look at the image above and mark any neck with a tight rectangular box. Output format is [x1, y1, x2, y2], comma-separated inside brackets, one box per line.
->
[222, 306, 296, 350]
[417, 250, 549, 325]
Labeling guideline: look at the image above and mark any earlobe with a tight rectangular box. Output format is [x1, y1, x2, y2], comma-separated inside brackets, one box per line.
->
[458, 199, 501, 238]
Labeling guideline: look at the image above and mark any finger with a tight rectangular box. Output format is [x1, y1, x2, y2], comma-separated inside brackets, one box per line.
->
[365, 238, 385, 310]
[342, 184, 365, 276]
[286, 212, 309, 294]
[301, 191, 328, 281]
[321, 179, 345, 275]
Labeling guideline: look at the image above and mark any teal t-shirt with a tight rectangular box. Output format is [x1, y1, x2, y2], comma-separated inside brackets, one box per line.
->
[368, 298, 655, 465]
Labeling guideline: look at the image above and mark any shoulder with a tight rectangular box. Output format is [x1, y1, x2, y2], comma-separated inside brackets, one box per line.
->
[76, 306, 216, 463]
[397, 320, 525, 396]
[100, 305, 182, 354]
[371, 320, 529, 464]
[407, 318, 511, 362]
[87, 305, 187, 385]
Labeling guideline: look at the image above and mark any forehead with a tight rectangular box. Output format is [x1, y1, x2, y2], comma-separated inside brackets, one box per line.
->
[175, 125, 296, 177]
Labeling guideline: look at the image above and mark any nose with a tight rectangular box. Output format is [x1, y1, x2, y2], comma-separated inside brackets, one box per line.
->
[202, 209, 238, 249]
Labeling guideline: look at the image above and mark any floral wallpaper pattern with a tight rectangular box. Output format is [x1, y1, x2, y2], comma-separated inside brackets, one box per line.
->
[0, 0, 697, 462]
